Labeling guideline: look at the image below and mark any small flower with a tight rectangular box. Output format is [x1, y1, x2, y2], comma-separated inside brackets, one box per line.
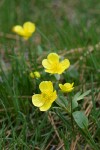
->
[30, 71, 41, 79]
[34, 71, 41, 78]
[12, 21, 35, 40]
[59, 83, 74, 93]
[42, 53, 70, 74]
[32, 81, 57, 111]
[30, 72, 35, 78]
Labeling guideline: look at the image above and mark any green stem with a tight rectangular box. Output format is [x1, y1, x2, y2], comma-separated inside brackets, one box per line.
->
[70, 96, 74, 132]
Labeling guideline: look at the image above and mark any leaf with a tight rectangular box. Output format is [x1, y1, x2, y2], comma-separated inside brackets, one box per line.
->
[72, 91, 82, 101]
[72, 90, 91, 109]
[72, 91, 81, 109]
[60, 96, 68, 107]
[55, 96, 68, 108]
[73, 111, 88, 129]
[76, 90, 91, 101]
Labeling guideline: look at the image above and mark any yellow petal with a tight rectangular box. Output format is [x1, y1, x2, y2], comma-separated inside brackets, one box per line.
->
[65, 87, 74, 92]
[64, 83, 73, 88]
[50, 91, 57, 103]
[47, 53, 59, 64]
[64, 83, 74, 92]
[23, 22, 35, 33]
[72, 82, 74, 86]
[57, 59, 70, 74]
[59, 83, 74, 92]
[42, 59, 52, 69]
[32, 94, 45, 107]
[39, 101, 52, 111]
[12, 25, 25, 36]
[39, 81, 53, 93]
[60, 59, 70, 70]
[59, 84, 65, 92]
[45, 69, 55, 74]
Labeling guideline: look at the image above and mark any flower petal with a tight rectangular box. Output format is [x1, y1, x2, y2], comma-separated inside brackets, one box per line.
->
[59, 83, 74, 92]
[47, 53, 59, 64]
[45, 69, 55, 74]
[39, 81, 53, 93]
[42, 59, 51, 69]
[39, 101, 52, 111]
[50, 91, 57, 103]
[64, 83, 74, 92]
[59, 84, 65, 92]
[12, 25, 25, 36]
[23, 22, 35, 33]
[57, 59, 70, 74]
[32, 94, 45, 107]
[60, 59, 70, 69]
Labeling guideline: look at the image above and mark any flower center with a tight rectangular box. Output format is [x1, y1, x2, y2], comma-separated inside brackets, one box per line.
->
[51, 62, 60, 73]
[42, 92, 52, 102]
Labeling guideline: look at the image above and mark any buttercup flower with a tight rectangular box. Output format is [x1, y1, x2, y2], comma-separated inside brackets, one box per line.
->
[30, 71, 41, 79]
[32, 81, 57, 111]
[42, 53, 70, 74]
[59, 83, 74, 93]
[12, 22, 35, 40]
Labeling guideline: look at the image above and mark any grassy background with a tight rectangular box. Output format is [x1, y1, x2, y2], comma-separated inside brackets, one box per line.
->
[0, 0, 100, 149]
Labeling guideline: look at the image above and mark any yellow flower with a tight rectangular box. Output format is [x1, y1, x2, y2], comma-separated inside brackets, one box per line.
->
[12, 22, 35, 40]
[30, 71, 41, 79]
[59, 83, 74, 93]
[42, 53, 70, 74]
[32, 81, 57, 111]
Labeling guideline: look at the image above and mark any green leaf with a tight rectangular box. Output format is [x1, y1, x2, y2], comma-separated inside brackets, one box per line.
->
[72, 90, 91, 109]
[76, 90, 91, 101]
[73, 111, 88, 129]
[72, 91, 81, 109]
[55, 96, 68, 108]
[60, 96, 68, 107]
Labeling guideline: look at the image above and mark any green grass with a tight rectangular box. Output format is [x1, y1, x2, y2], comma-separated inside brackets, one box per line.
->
[0, 0, 100, 149]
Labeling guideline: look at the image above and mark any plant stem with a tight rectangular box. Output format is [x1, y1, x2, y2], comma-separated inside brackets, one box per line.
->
[70, 96, 74, 132]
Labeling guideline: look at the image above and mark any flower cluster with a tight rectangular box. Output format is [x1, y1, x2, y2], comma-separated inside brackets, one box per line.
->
[12, 22, 90, 129]
[32, 53, 74, 111]
[12, 22, 74, 111]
